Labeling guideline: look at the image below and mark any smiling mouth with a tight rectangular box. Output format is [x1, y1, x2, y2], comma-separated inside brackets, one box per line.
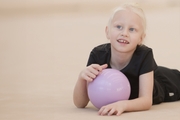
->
[117, 39, 129, 44]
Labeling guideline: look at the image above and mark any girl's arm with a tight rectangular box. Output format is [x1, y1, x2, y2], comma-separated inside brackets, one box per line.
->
[98, 71, 154, 116]
[73, 75, 89, 108]
[73, 64, 108, 108]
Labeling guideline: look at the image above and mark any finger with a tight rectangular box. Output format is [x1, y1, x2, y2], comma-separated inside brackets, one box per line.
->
[100, 108, 110, 116]
[108, 108, 115, 116]
[98, 107, 103, 115]
[116, 111, 122, 116]
[101, 64, 108, 70]
[83, 75, 93, 82]
[91, 64, 103, 72]
[88, 65, 100, 75]
[87, 72, 97, 79]
[98, 107, 105, 115]
[81, 70, 94, 82]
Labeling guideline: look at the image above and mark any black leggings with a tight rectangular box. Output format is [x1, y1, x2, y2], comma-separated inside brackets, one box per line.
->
[153, 66, 180, 104]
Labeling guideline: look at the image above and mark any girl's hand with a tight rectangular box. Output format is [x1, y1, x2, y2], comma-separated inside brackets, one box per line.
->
[98, 101, 126, 116]
[80, 64, 108, 82]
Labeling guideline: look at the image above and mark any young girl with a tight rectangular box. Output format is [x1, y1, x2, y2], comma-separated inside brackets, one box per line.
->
[73, 3, 180, 116]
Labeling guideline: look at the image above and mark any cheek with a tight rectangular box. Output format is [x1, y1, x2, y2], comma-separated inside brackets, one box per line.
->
[135, 33, 143, 40]
[110, 30, 119, 38]
[130, 35, 142, 44]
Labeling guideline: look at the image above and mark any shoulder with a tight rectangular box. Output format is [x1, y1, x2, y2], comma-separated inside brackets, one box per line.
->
[133, 45, 154, 59]
[133, 45, 156, 64]
[91, 43, 110, 53]
[132, 45, 157, 75]
[135, 45, 153, 54]
[87, 43, 111, 66]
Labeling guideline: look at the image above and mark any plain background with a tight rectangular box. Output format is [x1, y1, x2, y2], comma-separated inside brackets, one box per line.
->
[0, 0, 180, 119]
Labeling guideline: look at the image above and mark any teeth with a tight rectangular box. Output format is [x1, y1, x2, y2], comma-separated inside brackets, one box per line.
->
[118, 40, 129, 44]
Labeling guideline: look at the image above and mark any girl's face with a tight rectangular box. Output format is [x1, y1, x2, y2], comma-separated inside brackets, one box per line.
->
[106, 9, 145, 54]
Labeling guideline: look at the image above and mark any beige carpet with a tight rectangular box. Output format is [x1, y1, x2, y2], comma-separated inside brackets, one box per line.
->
[0, 1, 180, 119]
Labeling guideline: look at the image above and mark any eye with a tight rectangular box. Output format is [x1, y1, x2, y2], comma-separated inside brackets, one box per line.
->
[116, 25, 123, 29]
[129, 28, 135, 31]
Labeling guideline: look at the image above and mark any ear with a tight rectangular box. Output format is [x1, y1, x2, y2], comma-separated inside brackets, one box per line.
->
[105, 26, 110, 40]
[139, 33, 146, 45]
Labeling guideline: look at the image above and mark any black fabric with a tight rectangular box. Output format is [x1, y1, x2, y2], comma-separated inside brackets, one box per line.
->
[153, 66, 180, 104]
[153, 79, 165, 104]
[87, 43, 157, 100]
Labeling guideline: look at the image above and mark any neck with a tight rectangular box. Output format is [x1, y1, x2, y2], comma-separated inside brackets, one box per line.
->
[110, 49, 135, 70]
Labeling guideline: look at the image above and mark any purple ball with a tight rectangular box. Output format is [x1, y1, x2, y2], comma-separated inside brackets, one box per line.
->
[88, 68, 131, 109]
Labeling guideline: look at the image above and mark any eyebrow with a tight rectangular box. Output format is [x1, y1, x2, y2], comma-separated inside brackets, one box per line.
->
[113, 22, 141, 28]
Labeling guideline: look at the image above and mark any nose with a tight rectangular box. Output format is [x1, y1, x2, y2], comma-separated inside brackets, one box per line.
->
[121, 28, 129, 37]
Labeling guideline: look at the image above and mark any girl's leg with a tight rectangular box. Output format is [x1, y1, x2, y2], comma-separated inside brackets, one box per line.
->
[153, 79, 165, 104]
[154, 66, 180, 102]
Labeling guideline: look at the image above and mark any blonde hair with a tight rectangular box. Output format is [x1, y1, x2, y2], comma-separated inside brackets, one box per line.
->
[108, 3, 146, 34]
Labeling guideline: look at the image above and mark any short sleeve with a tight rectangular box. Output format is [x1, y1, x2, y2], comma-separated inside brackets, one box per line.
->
[86, 43, 111, 67]
[86, 51, 96, 66]
[139, 49, 157, 75]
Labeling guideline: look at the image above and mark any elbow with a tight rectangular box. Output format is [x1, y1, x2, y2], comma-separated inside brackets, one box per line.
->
[144, 99, 152, 110]
[73, 100, 88, 108]
[73, 96, 89, 108]
[139, 97, 152, 111]
[75, 104, 87, 108]
[146, 104, 152, 110]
